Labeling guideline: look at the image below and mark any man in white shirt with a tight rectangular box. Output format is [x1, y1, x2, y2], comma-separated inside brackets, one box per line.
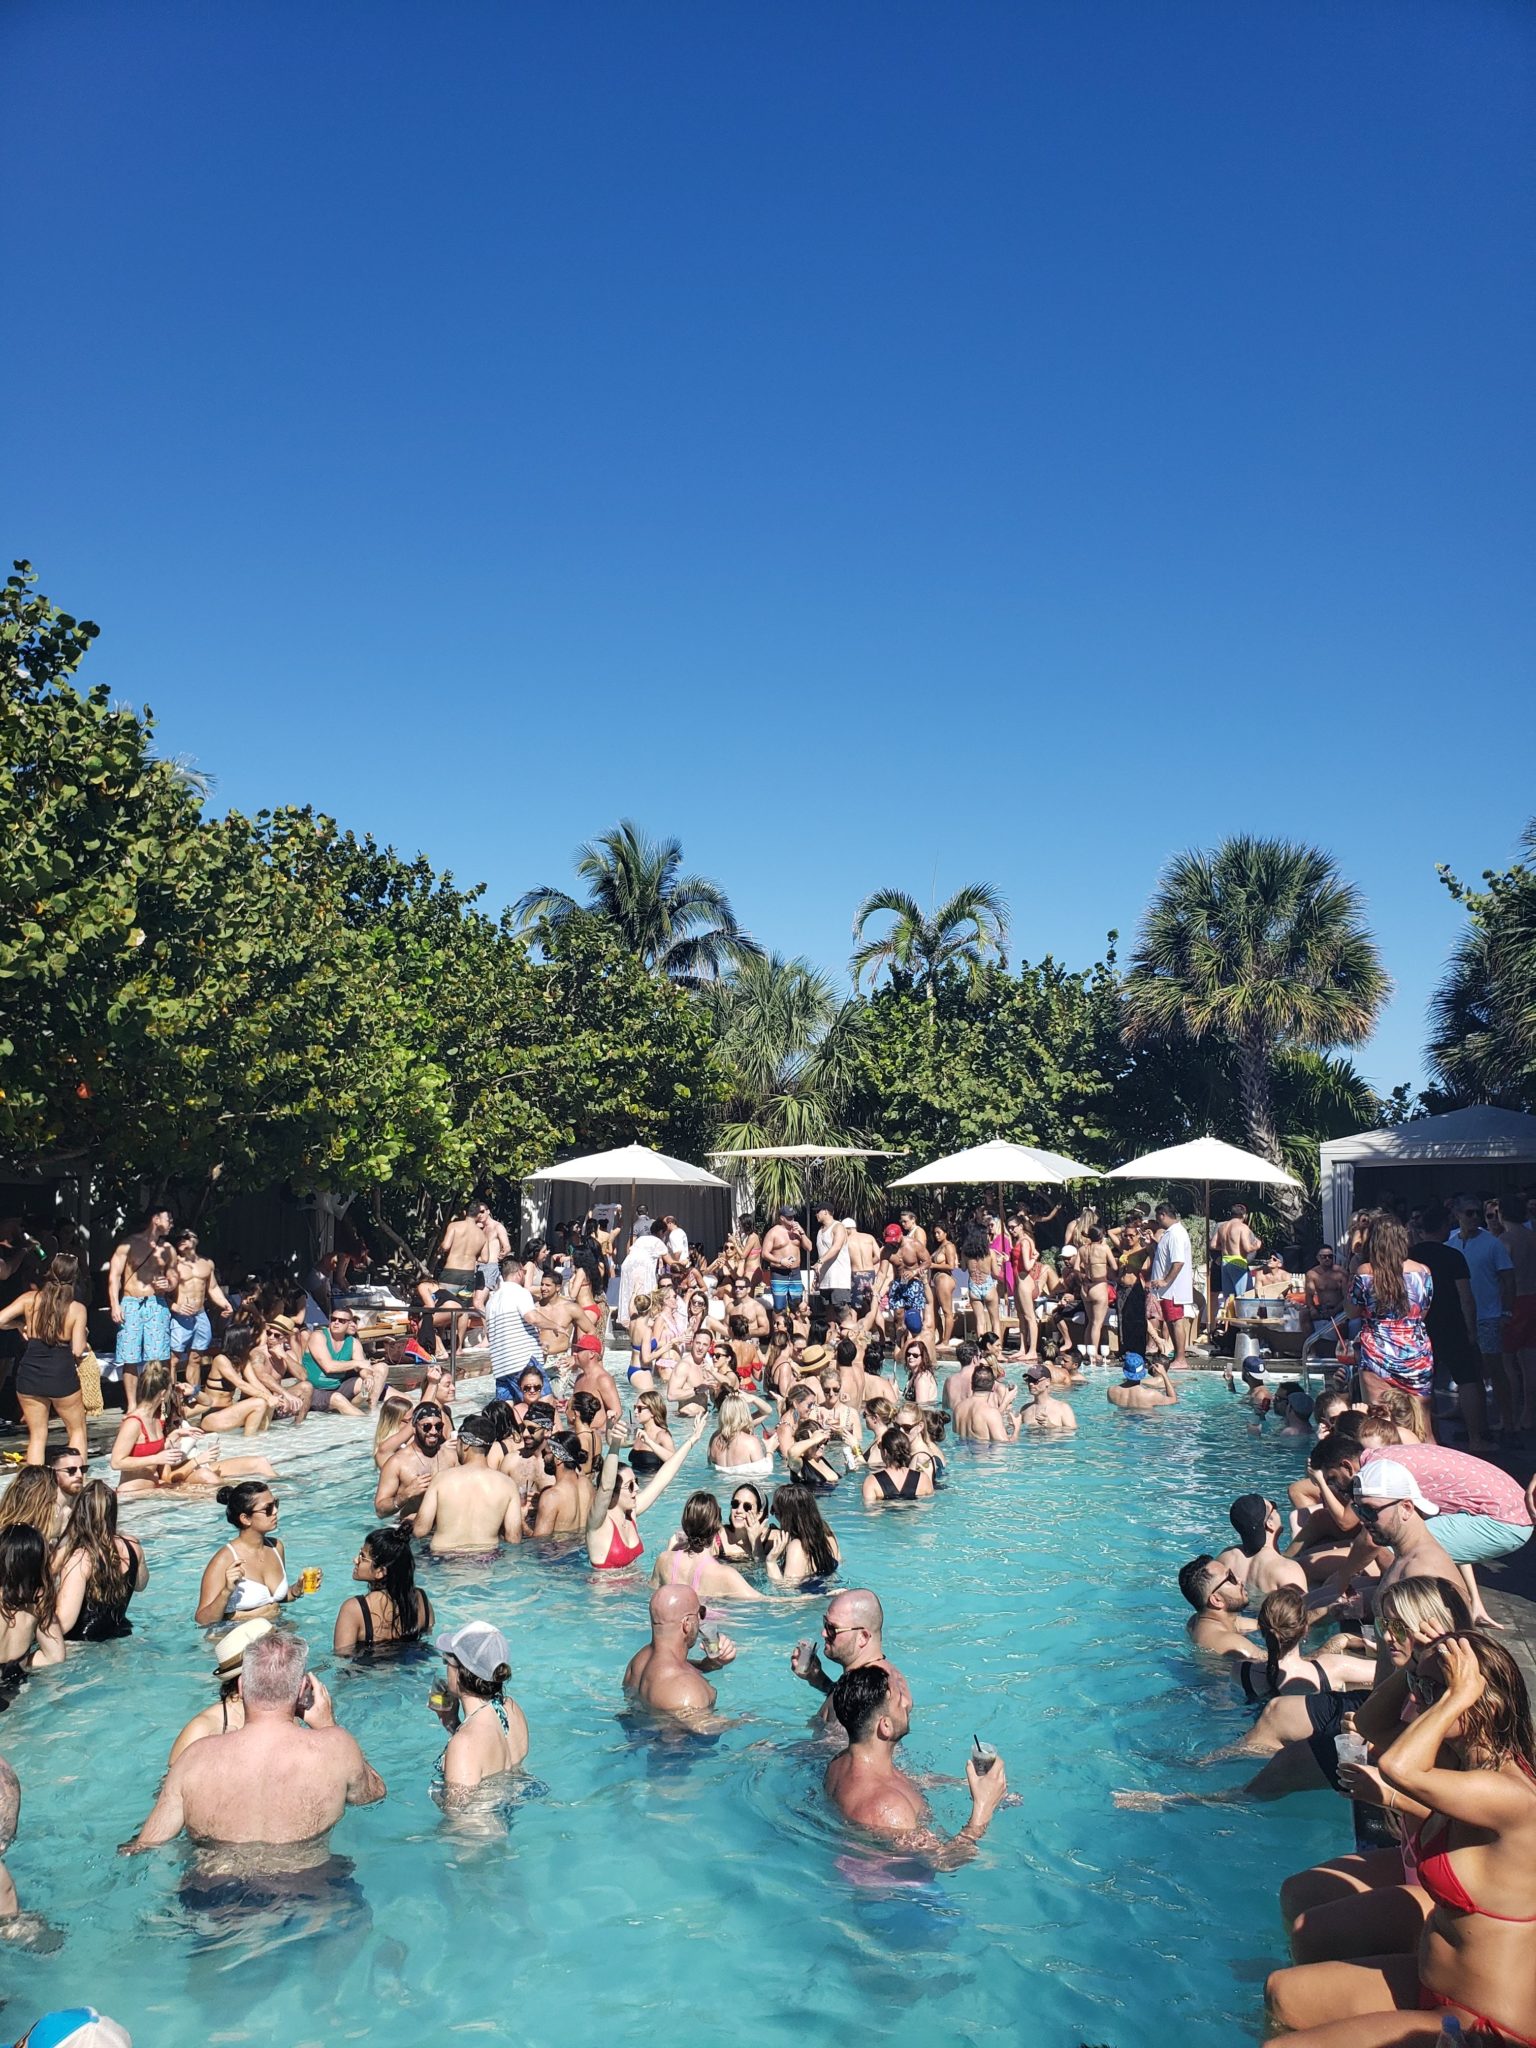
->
[813, 1204, 853, 1310]
[661, 1214, 689, 1262]
[484, 1255, 544, 1400]
[1149, 1201, 1194, 1368]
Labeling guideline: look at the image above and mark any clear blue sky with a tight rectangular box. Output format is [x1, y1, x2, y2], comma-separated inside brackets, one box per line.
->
[9, 0, 1534, 1097]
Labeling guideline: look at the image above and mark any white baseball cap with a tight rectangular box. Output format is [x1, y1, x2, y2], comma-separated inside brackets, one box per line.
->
[10, 2012, 133, 2048]
[435, 1620, 510, 1681]
[1355, 1457, 1439, 1517]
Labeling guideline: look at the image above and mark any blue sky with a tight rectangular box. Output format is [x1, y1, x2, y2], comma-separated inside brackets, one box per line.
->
[8, 0, 1534, 1096]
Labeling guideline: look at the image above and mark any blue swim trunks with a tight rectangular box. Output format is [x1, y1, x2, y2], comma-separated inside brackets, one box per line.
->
[889, 1276, 927, 1318]
[170, 1307, 213, 1355]
[113, 1294, 172, 1375]
[770, 1271, 804, 1310]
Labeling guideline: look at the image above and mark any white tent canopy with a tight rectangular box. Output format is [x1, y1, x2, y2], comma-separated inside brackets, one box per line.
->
[890, 1138, 1098, 1190]
[1102, 1136, 1302, 1188]
[710, 1144, 894, 1160]
[1319, 1107, 1536, 1248]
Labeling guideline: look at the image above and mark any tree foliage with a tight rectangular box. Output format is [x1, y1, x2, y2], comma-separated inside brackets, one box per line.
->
[1429, 822, 1536, 1113]
[849, 883, 1010, 1000]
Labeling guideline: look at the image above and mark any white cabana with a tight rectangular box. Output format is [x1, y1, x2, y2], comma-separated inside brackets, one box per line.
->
[1319, 1106, 1536, 1249]
[521, 1144, 731, 1257]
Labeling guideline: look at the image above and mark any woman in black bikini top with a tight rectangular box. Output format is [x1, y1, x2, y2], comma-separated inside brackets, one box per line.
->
[333, 1527, 433, 1655]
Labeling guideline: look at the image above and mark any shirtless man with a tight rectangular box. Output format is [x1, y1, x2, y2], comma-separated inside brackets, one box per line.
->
[1302, 1244, 1349, 1340]
[1251, 1252, 1292, 1301]
[471, 1199, 511, 1293]
[953, 1365, 1021, 1443]
[166, 1227, 232, 1396]
[622, 1585, 737, 1719]
[1021, 1362, 1078, 1431]
[824, 1665, 1008, 1867]
[1106, 1356, 1178, 1411]
[374, 1401, 459, 1523]
[531, 1435, 595, 1536]
[845, 1219, 881, 1314]
[761, 1211, 812, 1313]
[411, 1420, 524, 1554]
[727, 1278, 770, 1341]
[667, 1330, 719, 1418]
[942, 1340, 979, 1416]
[570, 1335, 623, 1425]
[530, 1273, 585, 1364]
[1216, 1495, 1307, 1599]
[879, 1223, 932, 1340]
[434, 1206, 486, 1296]
[1176, 1554, 1259, 1655]
[121, 1632, 384, 1856]
[107, 1206, 177, 1406]
[789, 1587, 910, 1735]
[1211, 1203, 1262, 1300]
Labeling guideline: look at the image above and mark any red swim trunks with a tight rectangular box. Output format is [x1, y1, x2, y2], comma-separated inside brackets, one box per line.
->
[1161, 1302, 1186, 1325]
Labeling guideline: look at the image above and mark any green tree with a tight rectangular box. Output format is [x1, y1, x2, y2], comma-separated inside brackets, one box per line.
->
[706, 953, 868, 1213]
[0, 560, 203, 1162]
[1121, 837, 1389, 1169]
[843, 956, 1122, 1169]
[1429, 821, 1536, 1112]
[849, 884, 1010, 1008]
[513, 819, 760, 985]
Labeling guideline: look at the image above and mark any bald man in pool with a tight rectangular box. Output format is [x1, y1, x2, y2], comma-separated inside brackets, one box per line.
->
[789, 1587, 912, 1735]
[622, 1585, 737, 1718]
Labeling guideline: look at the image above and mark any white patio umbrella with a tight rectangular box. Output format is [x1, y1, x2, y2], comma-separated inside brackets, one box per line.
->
[1102, 1135, 1303, 1291]
[525, 1144, 730, 1251]
[890, 1137, 1099, 1232]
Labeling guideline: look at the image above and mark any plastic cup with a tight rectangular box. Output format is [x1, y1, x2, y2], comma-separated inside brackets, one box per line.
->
[299, 1566, 323, 1596]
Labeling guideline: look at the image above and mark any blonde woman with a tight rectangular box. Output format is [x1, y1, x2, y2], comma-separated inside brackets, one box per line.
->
[708, 1393, 775, 1475]
[626, 1292, 659, 1394]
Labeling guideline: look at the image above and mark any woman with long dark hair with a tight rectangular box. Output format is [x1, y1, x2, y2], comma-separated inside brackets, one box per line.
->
[651, 1490, 763, 1599]
[54, 1481, 148, 1640]
[0, 1253, 88, 1464]
[766, 1484, 840, 1587]
[1352, 1211, 1435, 1443]
[333, 1526, 433, 1653]
[193, 1478, 305, 1625]
[0, 1525, 64, 1691]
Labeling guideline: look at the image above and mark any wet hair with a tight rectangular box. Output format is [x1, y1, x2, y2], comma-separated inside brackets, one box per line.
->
[727, 1315, 750, 1341]
[217, 1478, 275, 1528]
[0, 1466, 60, 1538]
[879, 1427, 913, 1470]
[359, 1527, 420, 1638]
[972, 1365, 997, 1394]
[570, 1392, 603, 1426]
[456, 1659, 510, 1700]
[28, 1254, 79, 1347]
[60, 1481, 130, 1615]
[478, 1400, 519, 1445]
[0, 1525, 57, 1633]
[1362, 1210, 1412, 1318]
[953, 1341, 977, 1367]
[635, 1390, 669, 1430]
[834, 1339, 858, 1369]
[548, 1430, 586, 1472]
[1256, 1586, 1308, 1695]
[831, 1662, 891, 1743]
[1177, 1553, 1217, 1611]
[770, 1484, 838, 1577]
[678, 1491, 723, 1553]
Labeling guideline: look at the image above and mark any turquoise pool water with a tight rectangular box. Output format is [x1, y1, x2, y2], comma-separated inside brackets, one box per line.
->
[2, 1380, 1344, 2047]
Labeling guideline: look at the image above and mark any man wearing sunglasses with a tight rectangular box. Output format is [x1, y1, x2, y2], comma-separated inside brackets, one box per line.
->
[45, 1444, 88, 1540]
[789, 1587, 911, 1735]
[1176, 1554, 1260, 1656]
[374, 1401, 459, 1524]
[1349, 1460, 1463, 1612]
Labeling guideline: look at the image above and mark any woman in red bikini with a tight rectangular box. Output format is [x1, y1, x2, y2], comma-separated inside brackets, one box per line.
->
[585, 1414, 705, 1570]
[1265, 1631, 1536, 2046]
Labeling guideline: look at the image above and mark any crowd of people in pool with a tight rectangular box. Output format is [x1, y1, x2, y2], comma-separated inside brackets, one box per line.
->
[3, 1188, 1536, 2042]
[1141, 1197, 1536, 2046]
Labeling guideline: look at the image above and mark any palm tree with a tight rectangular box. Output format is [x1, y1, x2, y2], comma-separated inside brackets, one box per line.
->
[1121, 836, 1389, 1168]
[707, 953, 872, 1215]
[1428, 820, 1536, 1110]
[512, 820, 760, 985]
[849, 884, 1010, 1006]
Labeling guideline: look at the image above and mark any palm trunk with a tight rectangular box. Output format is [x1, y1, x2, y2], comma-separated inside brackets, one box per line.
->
[1238, 1035, 1301, 1222]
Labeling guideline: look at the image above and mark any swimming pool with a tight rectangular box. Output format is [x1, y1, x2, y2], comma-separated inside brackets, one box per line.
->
[2, 1380, 1343, 2047]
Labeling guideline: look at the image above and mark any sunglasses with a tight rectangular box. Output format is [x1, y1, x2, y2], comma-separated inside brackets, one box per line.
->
[255, 1498, 280, 1514]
